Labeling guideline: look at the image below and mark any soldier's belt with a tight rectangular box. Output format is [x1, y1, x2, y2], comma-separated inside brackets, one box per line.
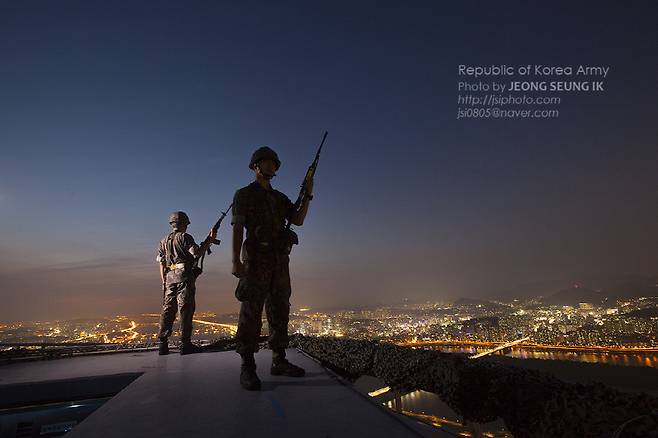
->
[168, 263, 187, 270]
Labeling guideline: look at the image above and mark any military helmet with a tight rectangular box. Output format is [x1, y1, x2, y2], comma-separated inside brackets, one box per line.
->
[169, 211, 190, 226]
[249, 146, 280, 170]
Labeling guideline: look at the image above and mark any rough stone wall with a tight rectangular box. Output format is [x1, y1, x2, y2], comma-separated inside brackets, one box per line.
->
[289, 334, 658, 438]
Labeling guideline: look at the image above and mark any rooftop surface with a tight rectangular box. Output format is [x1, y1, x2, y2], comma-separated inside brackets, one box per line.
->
[0, 348, 445, 437]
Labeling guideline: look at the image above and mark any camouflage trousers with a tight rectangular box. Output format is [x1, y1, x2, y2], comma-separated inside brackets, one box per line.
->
[158, 278, 196, 343]
[235, 253, 291, 356]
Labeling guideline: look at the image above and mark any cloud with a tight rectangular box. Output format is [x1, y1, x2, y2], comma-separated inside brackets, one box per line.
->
[0, 253, 241, 322]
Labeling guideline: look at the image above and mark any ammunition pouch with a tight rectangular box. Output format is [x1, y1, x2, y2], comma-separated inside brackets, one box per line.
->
[280, 228, 299, 255]
[235, 275, 252, 302]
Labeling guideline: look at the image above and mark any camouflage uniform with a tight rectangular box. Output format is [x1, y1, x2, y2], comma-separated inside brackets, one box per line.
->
[156, 231, 200, 344]
[232, 181, 294, 359]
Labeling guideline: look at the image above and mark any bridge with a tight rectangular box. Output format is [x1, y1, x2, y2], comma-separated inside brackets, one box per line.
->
[468, 336, 531, 359]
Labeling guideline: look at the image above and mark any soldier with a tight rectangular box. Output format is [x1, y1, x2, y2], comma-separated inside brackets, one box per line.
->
[232, 146, 313, 390]
[157, 211, 217, 355]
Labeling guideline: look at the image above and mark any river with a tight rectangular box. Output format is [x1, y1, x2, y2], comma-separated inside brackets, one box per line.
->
[424, 345, 658, 368]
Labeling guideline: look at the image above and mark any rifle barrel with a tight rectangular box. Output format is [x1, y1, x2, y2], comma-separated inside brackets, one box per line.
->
[212, 202, 234, 231]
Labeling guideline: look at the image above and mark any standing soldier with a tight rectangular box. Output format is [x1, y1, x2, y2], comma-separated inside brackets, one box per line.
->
[232, 146, 313, 390]
[157, 211, 217, 355]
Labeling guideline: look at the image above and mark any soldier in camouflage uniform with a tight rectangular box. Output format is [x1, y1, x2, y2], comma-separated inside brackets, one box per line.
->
[232, 146, 313, 390]
[157, 211, 217, 355]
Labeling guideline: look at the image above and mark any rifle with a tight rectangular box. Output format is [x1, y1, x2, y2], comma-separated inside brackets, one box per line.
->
[282, 131, 328, 254]
[194, 202, 233, 277]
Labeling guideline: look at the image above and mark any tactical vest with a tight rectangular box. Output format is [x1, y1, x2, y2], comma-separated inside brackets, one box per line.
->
[241, 183, 292, 257]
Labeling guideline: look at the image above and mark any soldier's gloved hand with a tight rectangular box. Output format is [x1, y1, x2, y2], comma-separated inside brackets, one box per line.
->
[232, 260, 245, 278]
[305, 177, 314, 196]
[209, 228, 218, 240]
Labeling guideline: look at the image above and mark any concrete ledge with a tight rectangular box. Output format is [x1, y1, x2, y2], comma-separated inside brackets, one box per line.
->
[15, 348, 432, 437]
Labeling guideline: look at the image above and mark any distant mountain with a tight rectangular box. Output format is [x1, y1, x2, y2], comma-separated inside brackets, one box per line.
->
[541, 286, 606, 306]
[489, 279, 572, 301]
[490, 274, 658, 303]
[603, 276, 658, 300]
[453, 297, 510, 310]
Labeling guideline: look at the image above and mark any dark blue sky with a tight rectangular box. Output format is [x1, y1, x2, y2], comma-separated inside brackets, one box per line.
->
[1, 1, 656, 321]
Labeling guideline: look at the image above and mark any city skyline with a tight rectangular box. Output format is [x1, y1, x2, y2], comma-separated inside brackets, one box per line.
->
[4, 293, 658, 350]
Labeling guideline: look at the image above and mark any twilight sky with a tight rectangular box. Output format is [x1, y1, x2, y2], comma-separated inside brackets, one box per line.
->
[0, 1, 656, 322]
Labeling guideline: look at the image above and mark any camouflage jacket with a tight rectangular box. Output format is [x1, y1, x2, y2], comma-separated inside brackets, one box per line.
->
[156, 232, 199, 283]
[231, 181, 294, 258]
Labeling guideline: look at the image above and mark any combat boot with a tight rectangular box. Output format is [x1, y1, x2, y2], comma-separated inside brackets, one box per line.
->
[158, 340, 169, 356]
[180, 342, 203, 355]
[240, 354, 261, 390]
[271, 357, 305, 377]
